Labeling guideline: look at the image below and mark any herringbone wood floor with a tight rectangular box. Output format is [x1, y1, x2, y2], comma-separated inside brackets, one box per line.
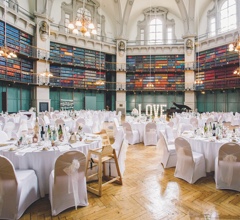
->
[20, 139, 240, 220]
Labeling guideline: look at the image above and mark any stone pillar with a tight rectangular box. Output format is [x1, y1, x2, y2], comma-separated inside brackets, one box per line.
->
[116, 39, 127, 115]
[184, 36, 196, 111]
[32, 6, 52, 114]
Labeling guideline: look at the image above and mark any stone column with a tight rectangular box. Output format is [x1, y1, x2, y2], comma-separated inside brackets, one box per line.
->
[184, 36, 196, 111]
[116, 39, 127, 115]
[31, 2, 52, 113]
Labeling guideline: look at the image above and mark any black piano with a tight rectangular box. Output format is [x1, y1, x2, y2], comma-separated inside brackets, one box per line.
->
[166, 102, 192, 118]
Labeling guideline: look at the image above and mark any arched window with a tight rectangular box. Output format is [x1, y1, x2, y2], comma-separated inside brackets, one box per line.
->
[137, 7, 175, 45]
[220, 0, 236, 33]
[209, 17, 216, 37]
[61, 0, 106, 40]
[149, 19, 162, 44]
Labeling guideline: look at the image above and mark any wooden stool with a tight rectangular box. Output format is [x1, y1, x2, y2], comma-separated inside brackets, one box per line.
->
[85, 144, 122, 196]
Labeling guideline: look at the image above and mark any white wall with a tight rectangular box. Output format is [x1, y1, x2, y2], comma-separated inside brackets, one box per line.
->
[198, 1, 215, 36]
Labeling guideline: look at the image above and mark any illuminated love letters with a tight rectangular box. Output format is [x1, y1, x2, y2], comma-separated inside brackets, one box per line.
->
[138, 104, 166, 117]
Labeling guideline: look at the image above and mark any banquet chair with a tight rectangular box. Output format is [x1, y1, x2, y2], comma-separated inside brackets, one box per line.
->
[43, 115, 51, 126]
[76, 118, 86, 126]
[55, 118, 65, 128]
[164, 125, 175, 145]
[190, 117, 198, 129]
[167, 121, 174, 128]
[3, 121, 15, 138]
[158, 131, 177, 168]
[215, 142, 240, 191]
[95, 129, 111, 146]
[0, 116, 6, 130]
[82, 125, 93, 134]
[174, 137, 206, 184]
[179, 123, 193, 135]
[38, 117, 45, 127]
[0, 130, 9, 142]
[49, 150, 88, 216]
[143, 122, 158, 146]
[104, 128, 128, 176]
[122, 122, 140, 145]
[0, 155, 39, 220]
[206, 117, 214, 124]
[85, 144, 122, 196]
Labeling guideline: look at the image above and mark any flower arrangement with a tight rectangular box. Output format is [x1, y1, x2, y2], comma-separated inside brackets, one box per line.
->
[131, 108, 138, 117]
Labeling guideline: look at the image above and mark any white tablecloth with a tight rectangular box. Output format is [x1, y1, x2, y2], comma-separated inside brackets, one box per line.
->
[130, 121, 167, 142]
[0, 137, 101, 197]
[183, 135, 233, 172]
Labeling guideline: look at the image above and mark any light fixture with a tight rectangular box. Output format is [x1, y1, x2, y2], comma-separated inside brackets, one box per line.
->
[194, 79, 203, 85]
[233, 67, 240, 75]
[146, 0, 154, 89]
[40, 69, 53, 78]
[229, 34, 240, 52]
[232, 42, 240, 76]
[146, 50, 154, 88]
[95, 1, 104, 87]
[95, 46, 105, 85]
[0, 2, 17, 58]
[68, 0, 97, 36]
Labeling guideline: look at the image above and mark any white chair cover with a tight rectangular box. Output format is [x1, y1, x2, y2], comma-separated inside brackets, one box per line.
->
[0, 155, 39, 220]
[143, 122, 158, 146]
[164, 125, 175, 145]
[215, 142, 240, 191]
[105, 128, 128, 177]
[0, 130, 9, 142]
[82, 125, 92, 134]
[49, 150, 88, 216]
[55, 118, 65, 128]
[122, 122, 140, 145]
[174, 137, 206, 184]
[190, 117, 198, 129]
[44, 115, 51, 126]
[157, 131, 176, 168]
[76, 118, 86, 126]
[3, 121, 15, 138]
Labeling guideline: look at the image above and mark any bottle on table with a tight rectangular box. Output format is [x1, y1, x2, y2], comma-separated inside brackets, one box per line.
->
[34, 118, 39, 135]
[40, 126, 45, 141]
[204, 123, 208, 135]
[212, 123, 216, 136]
[47, 125, 51, 140]
[58, 125, 63, 141]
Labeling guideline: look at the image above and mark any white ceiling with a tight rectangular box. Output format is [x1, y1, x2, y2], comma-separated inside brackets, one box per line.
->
[98, 0, 213, 22]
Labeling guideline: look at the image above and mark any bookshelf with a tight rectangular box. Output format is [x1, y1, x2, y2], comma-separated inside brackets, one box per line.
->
[126, 54, 185, 90]
[0, 21, 33, 83]
[0, 21, 33, 57]
[49, 42, 106, 70]
[0, 56, 33, 83]
[49, 42, 107, 89]
[196, 44, 239, 90]
[197, 45, 238, 70]
[50, 65, 106, 89]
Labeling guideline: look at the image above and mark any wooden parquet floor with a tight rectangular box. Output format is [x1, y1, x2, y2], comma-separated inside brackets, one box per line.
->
[20, 140, 240, 220]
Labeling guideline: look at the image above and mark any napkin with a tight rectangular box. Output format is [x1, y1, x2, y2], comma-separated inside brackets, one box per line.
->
[15, 147, 34, 156]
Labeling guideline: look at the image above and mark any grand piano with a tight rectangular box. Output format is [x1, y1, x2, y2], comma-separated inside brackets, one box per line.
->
[166, 102, 192, 119]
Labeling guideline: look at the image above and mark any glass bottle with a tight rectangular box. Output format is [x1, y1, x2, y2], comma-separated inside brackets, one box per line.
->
[204, 123, 208, 135]
[40, 126, 45, 141]
[34, 118, 39, 135]
[58, 125, 63, 141]
[212, 123, 216, 136]
[47, 125, 51, 140]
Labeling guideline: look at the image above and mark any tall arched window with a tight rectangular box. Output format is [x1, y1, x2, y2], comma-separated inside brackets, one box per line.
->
[137, 7, 175, 45]
[149, 19, 162, 44]
[209, 17, 216, 37]
[220, 0, 236, 33]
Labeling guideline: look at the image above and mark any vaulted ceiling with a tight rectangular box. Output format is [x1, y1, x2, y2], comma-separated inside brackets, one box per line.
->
[96, 0, 214, 39]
